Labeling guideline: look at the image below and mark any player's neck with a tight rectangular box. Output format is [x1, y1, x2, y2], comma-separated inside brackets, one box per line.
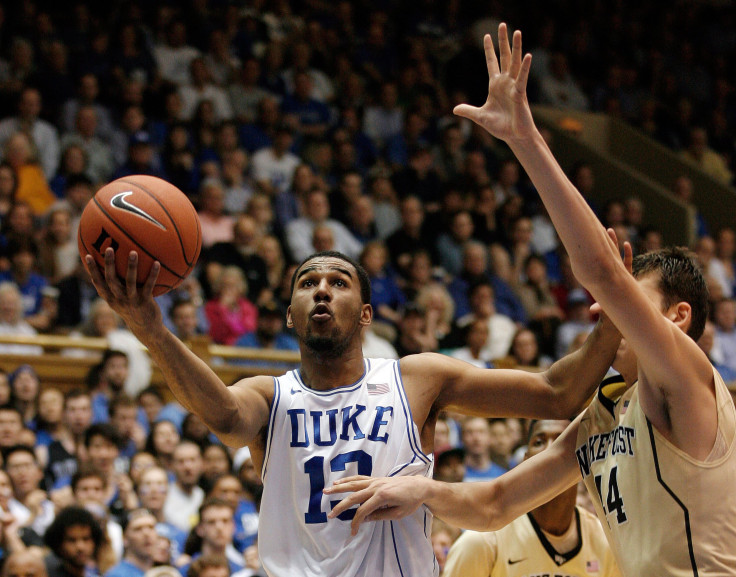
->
[299, 348, 366, 391]
[530, 485, 577, 536]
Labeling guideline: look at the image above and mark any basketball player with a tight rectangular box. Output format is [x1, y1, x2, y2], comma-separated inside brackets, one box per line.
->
[442, 419, 620, 577]
[326, 24, 736, 576]
[84, 245, 620, 576]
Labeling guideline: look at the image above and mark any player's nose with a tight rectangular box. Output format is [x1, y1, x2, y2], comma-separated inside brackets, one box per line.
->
[313, 278, 332, 300]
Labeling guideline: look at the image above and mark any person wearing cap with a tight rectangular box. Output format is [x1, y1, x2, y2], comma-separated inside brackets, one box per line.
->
[555, 288, 596, 359]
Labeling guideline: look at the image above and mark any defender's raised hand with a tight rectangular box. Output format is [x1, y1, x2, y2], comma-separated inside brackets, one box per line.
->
[454, 23, 535, 144]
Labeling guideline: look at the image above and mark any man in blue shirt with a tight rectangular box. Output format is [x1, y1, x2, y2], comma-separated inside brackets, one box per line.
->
[104, 509, 157, 577]
[233, 301, 299, 370]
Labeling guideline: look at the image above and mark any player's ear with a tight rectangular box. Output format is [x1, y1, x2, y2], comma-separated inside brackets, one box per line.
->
[286, 305, 293, 328]
[669, 301, 692, 333]
[360, 303, 373, 326]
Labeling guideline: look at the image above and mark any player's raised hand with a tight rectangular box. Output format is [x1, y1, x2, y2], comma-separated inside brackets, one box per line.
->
[454, 23, 535, 144]
[325, 475, 431, 536]
[84, 248, 163, 335]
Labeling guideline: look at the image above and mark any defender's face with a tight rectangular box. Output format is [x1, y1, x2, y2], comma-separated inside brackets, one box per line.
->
[288, 257, 370, 355]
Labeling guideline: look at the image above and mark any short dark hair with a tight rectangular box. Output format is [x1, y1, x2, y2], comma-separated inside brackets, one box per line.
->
[109, 394, 136, 418]
[101, 349, 128, 367]
[0, 404, 23, 421]
[187, 554, 229, 577]
[3, 444, 37, 465]
[71, 466, 107, 492]
[290, 251, 371, 305]
[137, 386, 164, 403]
[632, 246, 709, 341]
[84, 423, 121, 449]
[64, 388, 91, 405]
[198, 496, 233, 517]
[44, 506, 104, 555]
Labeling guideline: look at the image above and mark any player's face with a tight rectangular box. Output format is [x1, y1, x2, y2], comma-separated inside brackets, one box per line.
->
[287, 257, 370, 356]
[525, 420, 569, 459]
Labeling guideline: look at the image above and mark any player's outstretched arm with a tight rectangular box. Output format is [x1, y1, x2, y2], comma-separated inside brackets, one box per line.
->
[326, 415, 582, 535]
[457, 24, 715, 455]
[84, 249, 272, 447]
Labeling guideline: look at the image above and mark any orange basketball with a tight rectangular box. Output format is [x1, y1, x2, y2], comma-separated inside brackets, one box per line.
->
[78, 175, 202, 296]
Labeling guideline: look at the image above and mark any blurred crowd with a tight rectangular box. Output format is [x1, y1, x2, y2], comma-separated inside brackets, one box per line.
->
[0, 0, 734, 574]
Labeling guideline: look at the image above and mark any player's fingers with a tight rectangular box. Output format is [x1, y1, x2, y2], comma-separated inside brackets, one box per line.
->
[498, 23, 511, 73]
[348, 493, 387, 536]
[328, 488, 373, 519]
[516, 53, 532, 95]
[142, 261, 160, 297]
[453, 104, 483, 124]
[364, 506, 405, 523]
[126, 252, 139, 297]
[483, 34, 500, 77]
[103, 248, 123, 294]
[84, 255, 107, 296]
[509, 29, 522, 78]
[623, 241, 633, 273]
[327, 475, 373, 491]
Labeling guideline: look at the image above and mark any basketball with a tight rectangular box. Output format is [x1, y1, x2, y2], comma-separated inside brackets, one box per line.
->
[78, 175, 202, 297]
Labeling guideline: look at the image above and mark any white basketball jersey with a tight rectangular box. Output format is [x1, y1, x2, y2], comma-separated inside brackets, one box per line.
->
[259, 358, 438, 577]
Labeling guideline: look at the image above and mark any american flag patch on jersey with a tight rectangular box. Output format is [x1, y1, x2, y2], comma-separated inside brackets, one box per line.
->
[620, 400, 630, 415]
[586, 560, 599, 572]
[367, 382, 390, 395]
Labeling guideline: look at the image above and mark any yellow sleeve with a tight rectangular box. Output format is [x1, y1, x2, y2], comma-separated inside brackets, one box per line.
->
[443, 530, 497, 577]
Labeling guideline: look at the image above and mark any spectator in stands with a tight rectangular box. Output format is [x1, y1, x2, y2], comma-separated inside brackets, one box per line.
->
[555, 288, 596, 360]
[0, 405, 23, 450]
[4, 550, 48, 577]
[285, 188, 361, 262]
[89, 350, 129, 424]
[362, 81, 403, 151]
[507, 327, 552, 369]
[202, 215, 268, 304]
[390, 139, 441, 208]
[698, 320, 736, 384]
[1, 132, 55, 217]
[671, 174, 709, 238]
[6, 444, 55, 536]
[185, 555, 229, 577]
[0, 87, 59, 179]
[38, 207, 77, 285]
[204, 266, 257, 346]
[59, 106, 115, 184]
[109, 396, 145, 466]
[250, 124, 300, 197]
[208, 473, 257, 555]
[167, 299, 206, 342]
[105, 509, 157, 577]
[111, 131, 165, 181]
[196, 180, 234, 250]
[710, 228, 736, 298]
[436, 211, 475, 277]
[84, 424, 137, 522]
[163, 442, 204, 533]
[359, 241, 405, 328]
[449, 319, 493, 369]
[35, 387, 64, 451]
[9, 364, 39, 426]
[181, 498, 244, 575]
[538, 52, 589, 111]
[680, 126, 733, 186]
[179, 59, 233, 124]
[154, 20, 200, 86]
[136, 466, 186, 564]
[256, 235, 287, 300]
[232, 300, 298, 358]
[71, 467, 123, 566]
[453, 280, 517, 363]
[281, 71, 331, 142]
[461, 417, 506, 482]
[144, 420, 180, 474]
[44, 390, 92, 491]
[0, 162, 17, 226]
[44, 506, 104, 577]
[0, 237, 48, 317]
[60, 73, 113, 141]
[385, 195, 435, 279]
[0, 282, 42, 356]
[713, 297, 736, 377]
[228, 57, 272, 125]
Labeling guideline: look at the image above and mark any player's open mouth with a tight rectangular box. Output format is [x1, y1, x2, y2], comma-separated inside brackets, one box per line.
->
[311, 303, 332, 322]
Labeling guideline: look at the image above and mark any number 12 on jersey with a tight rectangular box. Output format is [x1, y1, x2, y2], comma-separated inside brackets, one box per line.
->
[594, 465, 628, 524]
[304, 450, 373, 523]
